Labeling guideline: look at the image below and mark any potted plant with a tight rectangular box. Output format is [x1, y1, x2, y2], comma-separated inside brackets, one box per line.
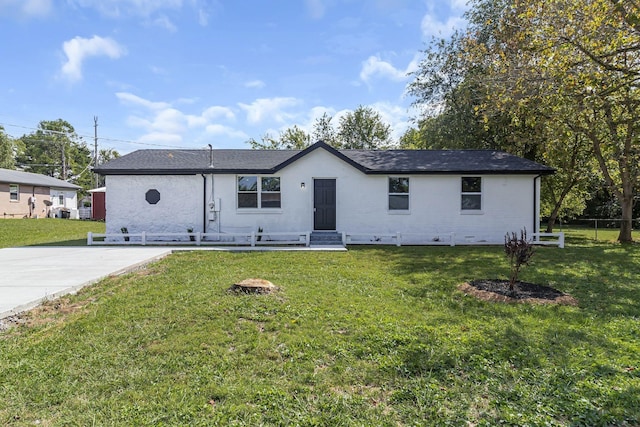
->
[187, 227, 196, 242]
[121, 227, 129, 242]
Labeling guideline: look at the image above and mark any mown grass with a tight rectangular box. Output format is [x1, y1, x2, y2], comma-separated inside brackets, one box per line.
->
[1, 228, 639, 425]
[0, 219, 104, 248]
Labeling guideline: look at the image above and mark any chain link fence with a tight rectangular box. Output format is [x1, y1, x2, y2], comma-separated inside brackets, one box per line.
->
[551, 218, 640, 241]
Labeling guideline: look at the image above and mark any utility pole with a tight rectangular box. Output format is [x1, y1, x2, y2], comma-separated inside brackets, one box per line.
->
[59, 133, 67, 180]
[94, 116, 98, 188]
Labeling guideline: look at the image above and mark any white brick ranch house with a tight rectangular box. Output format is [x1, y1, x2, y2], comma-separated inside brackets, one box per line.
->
[93, 141, 554, 245]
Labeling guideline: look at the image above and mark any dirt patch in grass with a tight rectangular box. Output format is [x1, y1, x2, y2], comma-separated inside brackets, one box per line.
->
[459, 279, 578, 306]
[0, 297, 95, 334]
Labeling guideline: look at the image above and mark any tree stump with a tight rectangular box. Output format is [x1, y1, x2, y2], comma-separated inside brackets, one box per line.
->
[230, 278, 278, 294]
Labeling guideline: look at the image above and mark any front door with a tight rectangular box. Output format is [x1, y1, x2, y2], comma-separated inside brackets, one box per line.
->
[314, 179, 336, 230]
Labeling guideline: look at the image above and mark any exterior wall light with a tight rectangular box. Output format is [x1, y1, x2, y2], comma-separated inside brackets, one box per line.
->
[300, 182, 305, 189]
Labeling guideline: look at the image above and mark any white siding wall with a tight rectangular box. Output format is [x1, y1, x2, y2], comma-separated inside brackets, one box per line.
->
[105, 148, 539, 244]
[49, 188, 78, 209]
[105, 175, 203, 235]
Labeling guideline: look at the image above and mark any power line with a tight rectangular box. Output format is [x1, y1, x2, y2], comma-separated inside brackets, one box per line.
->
[0, 121, 186, 149]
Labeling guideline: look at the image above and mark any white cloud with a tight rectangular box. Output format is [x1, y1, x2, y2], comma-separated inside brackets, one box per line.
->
[305, 0, 326, 19]
[23, 0, 51, 16]
[116, 92, 171, 110]
[360, 55, 405, 83]
[0, 0, 52, 17]
[152, 14, 177, 32]
[238, 97, 302, 125]
[244, 80, 265, 89]
[69, 0, 183, 18]
[116, 92, 245, 146]
[202, 106, 236, 121]
[420, 12, 466, 38]
[67, 0, 218, 28]
[198, 7, 209, 26]
[60, 35, 126, 82]
[369, 101, 412, 142]
[449, 0, 468, 12]
[359, 54, 419, 85]
[205, 124, 248, 139]
[138, 132, 184, 145]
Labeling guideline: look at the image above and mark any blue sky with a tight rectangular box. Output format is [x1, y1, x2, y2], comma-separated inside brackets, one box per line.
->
[0, 0, 467, 153]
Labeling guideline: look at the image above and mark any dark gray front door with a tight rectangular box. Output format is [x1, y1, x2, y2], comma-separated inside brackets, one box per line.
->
[314, 179, 336, 230]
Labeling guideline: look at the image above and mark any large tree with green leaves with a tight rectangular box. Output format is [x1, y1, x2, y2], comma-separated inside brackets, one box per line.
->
[408, 0, 640, 241]
[246, 106, 393, 150]
[311, 112, 338, 146]
[0, 126, 16, 169]
[247, 125, 311, 150]
[336, 105, 392, 149]
[484, 0, 640, 242]
[16, 119, 93, 189]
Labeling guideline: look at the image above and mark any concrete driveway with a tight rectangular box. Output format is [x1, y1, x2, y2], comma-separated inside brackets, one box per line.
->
[0, 247, 171, 319]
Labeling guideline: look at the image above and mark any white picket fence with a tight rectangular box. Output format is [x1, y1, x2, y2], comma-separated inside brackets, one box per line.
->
[342, 232, 564, 248]
[87, 231, 564, 248]
[87, 231, 310, 247]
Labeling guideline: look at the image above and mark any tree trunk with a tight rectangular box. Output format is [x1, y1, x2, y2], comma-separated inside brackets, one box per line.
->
[618, 194, 634, 243]
[545, 214, 557, 233]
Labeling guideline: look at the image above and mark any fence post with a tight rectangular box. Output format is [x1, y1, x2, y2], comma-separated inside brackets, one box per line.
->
[594, 219, 598, 241]
[396, 232, 402, 247]
[251, 231, 256, 247]
[558, 232, 565, 249]
[141, 231, 146, 246]
[87, 232, 93, 246]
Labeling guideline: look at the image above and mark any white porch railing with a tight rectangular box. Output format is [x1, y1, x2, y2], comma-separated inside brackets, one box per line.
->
[342, 231, 564, 248]
[87, 230, 564, 248]
[531, 232, 565, 248]
[87, 231, 310, 247]
[342, 232, 456, 247]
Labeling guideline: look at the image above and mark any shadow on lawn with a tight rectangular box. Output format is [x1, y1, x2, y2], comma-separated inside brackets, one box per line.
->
[353, 243, 640, 317]
[30, 239, 89, 247]
[349, 245, 640, 422]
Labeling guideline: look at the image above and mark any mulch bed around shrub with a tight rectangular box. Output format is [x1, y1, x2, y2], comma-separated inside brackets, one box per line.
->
[458, 279, 578, 306]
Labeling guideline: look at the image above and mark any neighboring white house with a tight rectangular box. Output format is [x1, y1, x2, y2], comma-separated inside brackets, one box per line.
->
[94, 141, 554, 244]
[0, 168, 82, 219]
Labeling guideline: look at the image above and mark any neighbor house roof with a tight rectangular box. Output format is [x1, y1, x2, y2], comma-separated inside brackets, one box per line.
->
[0, 168, 82, 190]
[94, 141, 554, 176]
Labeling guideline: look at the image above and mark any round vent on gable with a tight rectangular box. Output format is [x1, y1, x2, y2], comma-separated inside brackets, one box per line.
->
[145, 189, 161, 205]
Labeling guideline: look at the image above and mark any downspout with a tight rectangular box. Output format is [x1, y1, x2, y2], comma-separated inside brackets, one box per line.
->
[201, 174, 207, 233]
[533, 174, 542, 238]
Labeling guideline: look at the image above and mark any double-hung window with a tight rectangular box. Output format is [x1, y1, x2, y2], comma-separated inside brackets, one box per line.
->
[9, 184, 19, 201]
[237, 176, 281, 209]
[388, 177, 409, 211]
[461, 177, 482, 211]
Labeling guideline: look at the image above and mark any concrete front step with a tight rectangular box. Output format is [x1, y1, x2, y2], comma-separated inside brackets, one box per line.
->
[310, 232, 343, 246]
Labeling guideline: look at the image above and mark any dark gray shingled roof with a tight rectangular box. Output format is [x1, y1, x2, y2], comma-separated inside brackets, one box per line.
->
[94, 141, 554, 176]
[0, 168, 82, 189]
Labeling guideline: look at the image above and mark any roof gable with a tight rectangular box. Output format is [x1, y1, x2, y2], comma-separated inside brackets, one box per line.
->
[94, 141, 554, 176]
[272, 141, 368, 173]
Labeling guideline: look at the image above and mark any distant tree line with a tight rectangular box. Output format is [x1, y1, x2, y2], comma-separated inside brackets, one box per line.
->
[0, 119, 119, 190]
[246, 105, 393, 150]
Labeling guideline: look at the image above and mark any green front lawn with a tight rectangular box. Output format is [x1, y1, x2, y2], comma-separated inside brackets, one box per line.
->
[1, 236, 639, 425]
[0, 218, 104, 248]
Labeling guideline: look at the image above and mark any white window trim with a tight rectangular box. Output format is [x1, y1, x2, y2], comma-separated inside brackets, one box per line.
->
[237, 175, 282, 210]
[461, 176, 483, 214]
[388, 176, 410, 212]
[9, 184, 19, 202]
